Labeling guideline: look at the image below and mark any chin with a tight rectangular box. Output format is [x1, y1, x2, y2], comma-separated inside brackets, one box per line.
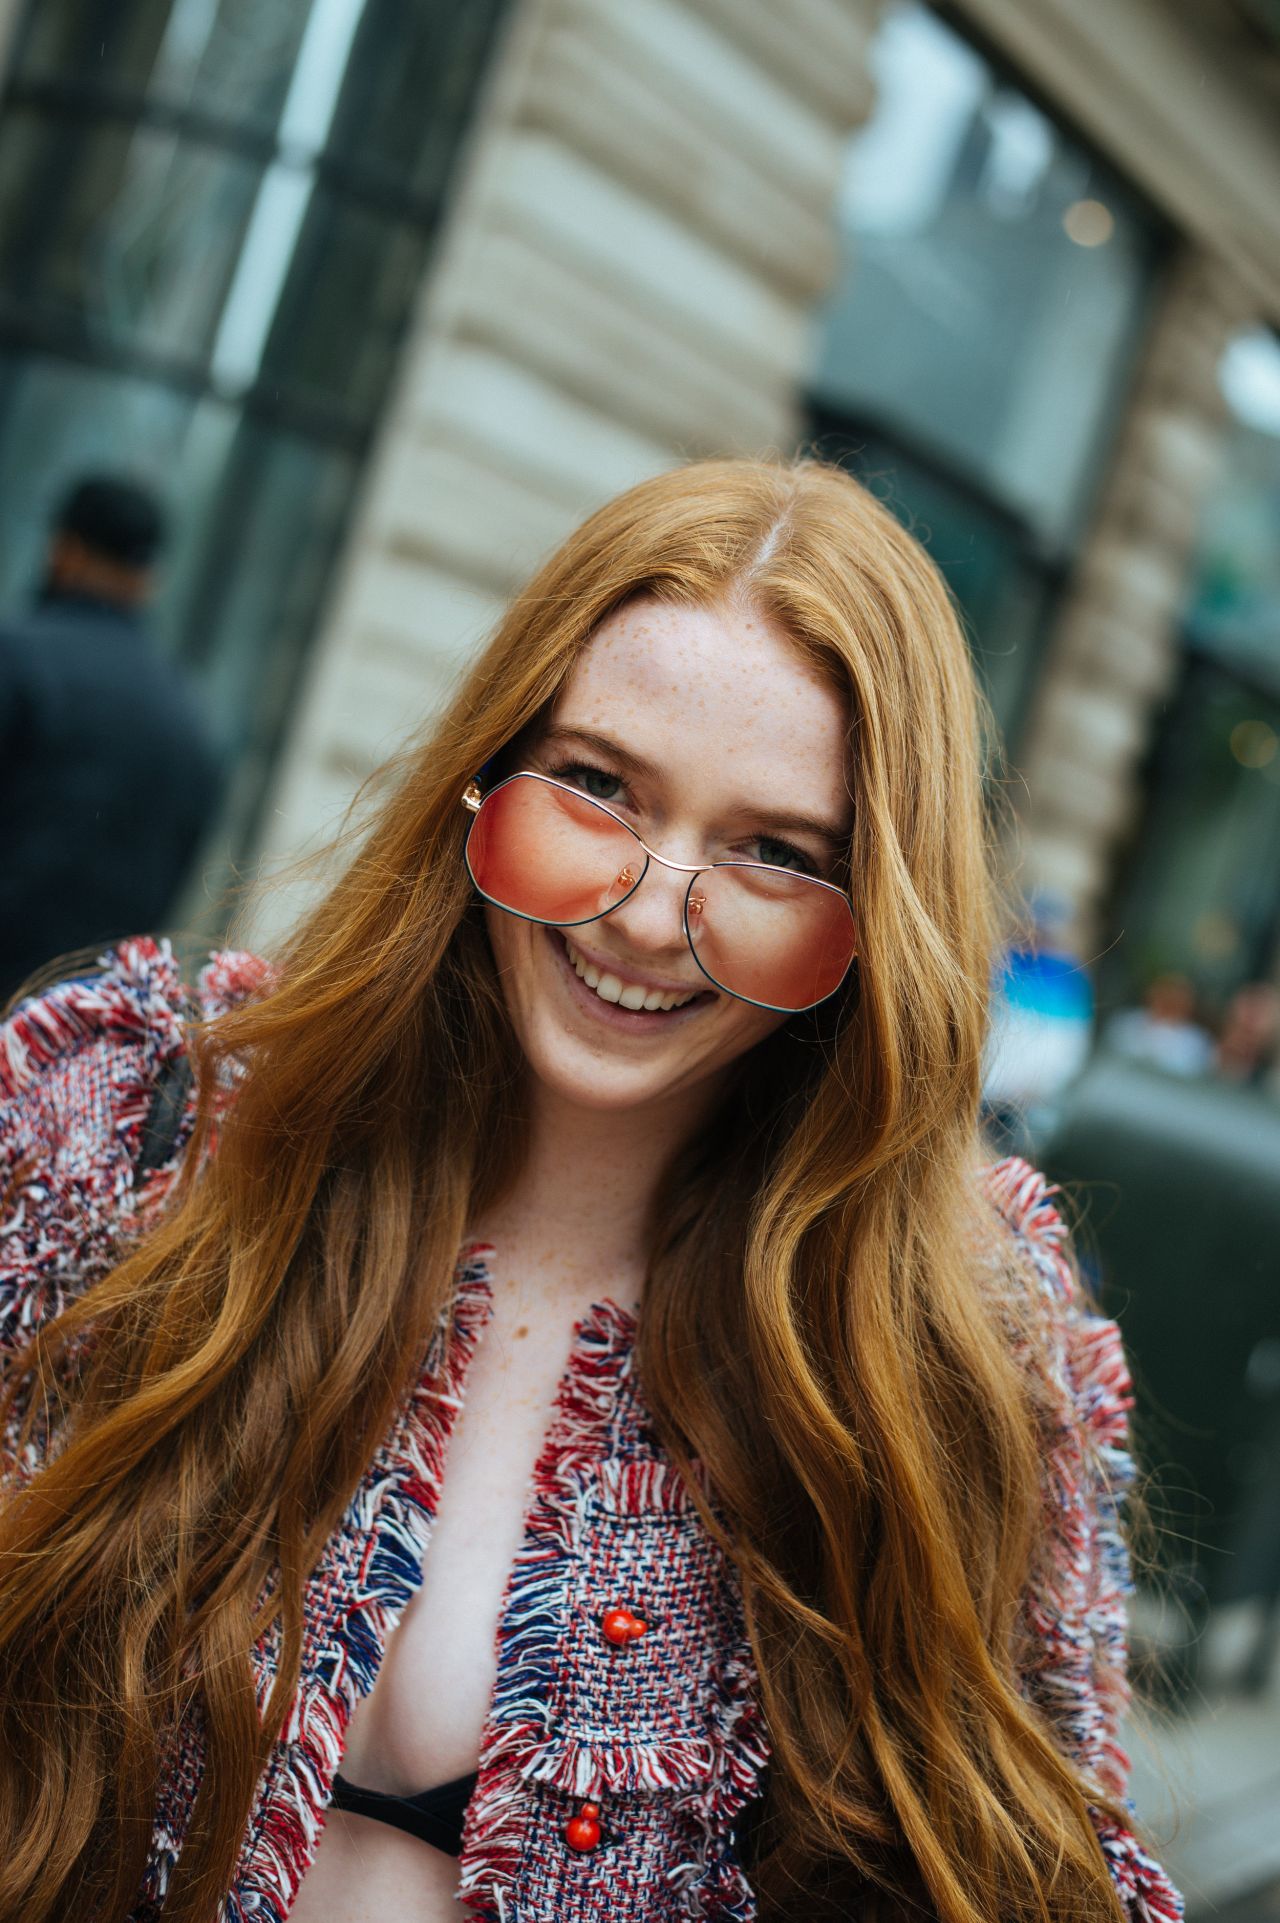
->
[520, 1022, 708, 1114]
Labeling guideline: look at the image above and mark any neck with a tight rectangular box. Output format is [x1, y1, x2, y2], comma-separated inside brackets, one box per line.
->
[473, 1075, 722, 1302]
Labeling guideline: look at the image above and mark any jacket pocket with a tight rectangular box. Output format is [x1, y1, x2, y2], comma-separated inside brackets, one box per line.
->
[522, 1458, 765, 1804]
[462, 1454, 768, 1922]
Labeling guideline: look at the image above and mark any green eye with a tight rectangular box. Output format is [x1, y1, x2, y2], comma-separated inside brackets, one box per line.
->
[548, 758, 626, 803]
[755, 836, 815, 875]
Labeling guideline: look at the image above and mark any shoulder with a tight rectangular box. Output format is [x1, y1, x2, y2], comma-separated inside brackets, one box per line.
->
[977, 1153, 1075, 1300]
[1, 936, 270, 1347]
[976, 1152, 1133, 1453]
[1, 933, 267, 1123]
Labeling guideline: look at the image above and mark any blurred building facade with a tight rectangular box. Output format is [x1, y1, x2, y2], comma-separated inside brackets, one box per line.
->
[0, 0, 1277, 1011]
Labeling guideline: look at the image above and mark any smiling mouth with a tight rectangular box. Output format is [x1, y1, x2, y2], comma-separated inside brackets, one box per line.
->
[556, 930, 713, 1013]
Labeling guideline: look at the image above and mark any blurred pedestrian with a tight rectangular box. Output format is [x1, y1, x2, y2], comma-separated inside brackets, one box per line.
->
[1214, 980, 1280, 1087]
[0, 473, 223, 1003]
[1101, 970, 1214, 1077]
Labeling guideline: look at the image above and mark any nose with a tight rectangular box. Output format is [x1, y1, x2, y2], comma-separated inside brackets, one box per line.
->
[605, 847, 697, 956]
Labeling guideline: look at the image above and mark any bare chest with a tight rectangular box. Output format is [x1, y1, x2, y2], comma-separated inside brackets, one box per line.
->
[338, 1286, 612, 1791]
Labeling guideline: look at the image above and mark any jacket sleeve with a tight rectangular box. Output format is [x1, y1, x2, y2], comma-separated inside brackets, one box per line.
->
[984, 1156, 1184, 1923]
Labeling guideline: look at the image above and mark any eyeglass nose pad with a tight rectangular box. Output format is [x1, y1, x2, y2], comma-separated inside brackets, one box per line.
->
[616, 864, 637, 889]
[687, 892, 706, 918]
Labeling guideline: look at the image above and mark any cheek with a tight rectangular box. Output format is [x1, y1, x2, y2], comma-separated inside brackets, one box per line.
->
[484, 903, 529, 993]
[714, 1001, 791, 1065]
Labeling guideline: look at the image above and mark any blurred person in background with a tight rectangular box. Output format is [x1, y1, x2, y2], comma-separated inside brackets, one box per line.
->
[1213, 981, 1280, 1087]
[0, 473, 223, 1003]
[1101, 970, 1215, 1078]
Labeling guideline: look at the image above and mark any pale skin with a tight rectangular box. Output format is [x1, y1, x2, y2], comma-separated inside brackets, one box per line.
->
[289, 594, 853, 1922]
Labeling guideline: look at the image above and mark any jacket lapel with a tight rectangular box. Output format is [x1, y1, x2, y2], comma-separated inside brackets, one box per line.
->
[222, 1248, 494, 1921]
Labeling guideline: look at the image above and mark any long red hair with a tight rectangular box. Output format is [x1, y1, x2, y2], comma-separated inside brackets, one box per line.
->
[0, 457, 1129, 1921]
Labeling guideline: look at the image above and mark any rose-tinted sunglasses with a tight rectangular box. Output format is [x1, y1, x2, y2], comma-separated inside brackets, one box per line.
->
[462, 771, 856, 1014]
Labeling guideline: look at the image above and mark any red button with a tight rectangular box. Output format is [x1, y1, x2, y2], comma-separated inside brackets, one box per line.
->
[601, 1606, 649, 1647]
[565, 1801, 602, 1851]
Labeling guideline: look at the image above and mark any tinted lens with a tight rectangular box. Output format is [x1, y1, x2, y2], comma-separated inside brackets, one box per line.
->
[466, 774, 643, 924]
[688, 863, 856, 1011]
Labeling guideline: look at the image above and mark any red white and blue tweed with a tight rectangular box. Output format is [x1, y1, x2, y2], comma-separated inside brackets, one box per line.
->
[0, 939, 1182, 1922]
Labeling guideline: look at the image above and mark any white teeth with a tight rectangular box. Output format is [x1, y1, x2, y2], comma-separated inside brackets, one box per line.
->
[562, 936, 698, 1012]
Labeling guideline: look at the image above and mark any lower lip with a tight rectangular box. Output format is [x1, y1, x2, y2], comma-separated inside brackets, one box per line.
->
[544, 925, 716, 1032]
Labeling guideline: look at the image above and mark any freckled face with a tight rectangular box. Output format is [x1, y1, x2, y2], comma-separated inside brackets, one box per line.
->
[482, 596, 853, 1115]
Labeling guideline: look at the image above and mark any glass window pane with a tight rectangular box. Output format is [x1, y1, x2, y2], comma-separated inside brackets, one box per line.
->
[259, 190, 429, 417]
[324, 0, 509, 198]
[179, 420, 355, 864]
[185, 418, 353, 732]
[812, 2, 1161, 550]
[14, 0, 314, 134]
[1184, 329, 1280, 687]
[0, 109, 261, 364]
[0, 0, 511, 895]
[1103, 664, 1280, 1008]
[810, 419, 1053, 742]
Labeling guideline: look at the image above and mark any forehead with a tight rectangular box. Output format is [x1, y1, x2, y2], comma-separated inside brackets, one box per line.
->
[550, 598, 851, 803]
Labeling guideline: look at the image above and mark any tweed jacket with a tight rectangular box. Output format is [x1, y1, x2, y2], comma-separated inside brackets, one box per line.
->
[1, 938, 1182, 1923]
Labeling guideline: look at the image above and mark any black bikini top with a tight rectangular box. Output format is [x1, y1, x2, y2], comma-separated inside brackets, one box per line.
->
[330, 1767, 769, 1865]
[328, 1768, 478, 1857]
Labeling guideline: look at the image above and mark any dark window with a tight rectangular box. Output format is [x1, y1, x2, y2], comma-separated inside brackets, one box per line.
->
[0, 0, 509, 883]
[806, 2, 1165, 746]
[1102, 330, 1280, 1012]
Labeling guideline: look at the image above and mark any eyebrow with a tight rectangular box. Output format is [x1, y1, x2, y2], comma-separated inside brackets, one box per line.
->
[539, 724, 850, 848]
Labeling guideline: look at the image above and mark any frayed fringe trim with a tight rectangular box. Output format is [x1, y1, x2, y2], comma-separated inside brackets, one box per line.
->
[1069, 1313, 1136, 1452]
[1, 935, 268, 1269]
[136, 1838, 177, 1908]
[679, 1637, 772, 1917]
[1091, 1811, 1185, 1921]
[981, 1153, 1074, 1301]
[2, 934, 175, 1091]
[195, 948, 274, 1021]
[525, 1730, 718, 1797]
[985, 1161, 1145, 1810]
[1, 934, 187, 1175]
[225, 1252, 492, 1922]
[668, 1815, 760, 1923]
[596, 1454, 697, 1516]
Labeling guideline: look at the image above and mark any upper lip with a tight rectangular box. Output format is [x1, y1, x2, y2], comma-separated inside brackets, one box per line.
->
[556, 929, 711, 998]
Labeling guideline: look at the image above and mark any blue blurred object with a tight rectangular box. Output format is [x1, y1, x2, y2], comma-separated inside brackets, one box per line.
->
[983, 893, 1095, 1153]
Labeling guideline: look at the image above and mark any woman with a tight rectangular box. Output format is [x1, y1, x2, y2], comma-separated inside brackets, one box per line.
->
[0, 458, 1180, 1923]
